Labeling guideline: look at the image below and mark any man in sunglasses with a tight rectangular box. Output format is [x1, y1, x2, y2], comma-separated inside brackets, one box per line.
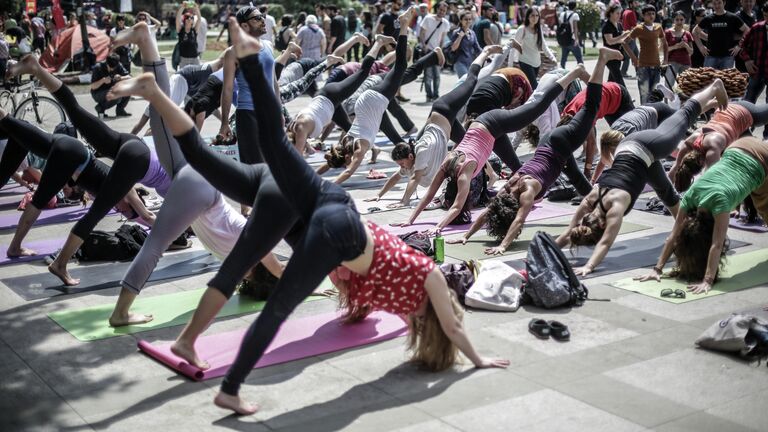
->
[219, 6, 279, 215]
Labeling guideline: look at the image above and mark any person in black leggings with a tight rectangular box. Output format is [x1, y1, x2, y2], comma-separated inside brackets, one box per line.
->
[212, 17, 509, 415]
[9, 55, 152, 285]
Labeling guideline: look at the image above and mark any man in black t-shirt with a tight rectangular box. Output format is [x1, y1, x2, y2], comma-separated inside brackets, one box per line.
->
[90, 54, 131, 118]
[377, 0, 403, 39]
[693, 0, 749, 69]
[328, 5, 347, 53]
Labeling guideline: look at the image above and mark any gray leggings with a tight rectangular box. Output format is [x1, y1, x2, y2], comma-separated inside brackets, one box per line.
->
[120, 59, 221, 293]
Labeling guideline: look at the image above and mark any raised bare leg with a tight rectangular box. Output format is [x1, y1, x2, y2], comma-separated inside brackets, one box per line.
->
[109, 73, 196, 135]
[7, 54, 63, 92]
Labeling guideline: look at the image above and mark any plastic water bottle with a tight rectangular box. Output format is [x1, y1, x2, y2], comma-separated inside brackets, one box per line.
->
[433, 234, 445, 263]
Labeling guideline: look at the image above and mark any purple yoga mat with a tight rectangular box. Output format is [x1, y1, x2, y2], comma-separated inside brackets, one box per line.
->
[383, 202, 574, 236]
[138, 310, 408, 380]
[0, 238, 63, 266]
[730, 216, 768, 233]
[0, 205, 117, 230]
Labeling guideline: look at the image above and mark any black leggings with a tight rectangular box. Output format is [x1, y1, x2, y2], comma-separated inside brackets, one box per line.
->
[220, 53, 368, 396]
[477, 81, 564, 140]
[432, 64, 482, 121]
[645, 102, 677, 125]
[175, 128, 301, 296]
[370, 35, 408, 100]
[236, 108, 263, 164]
[401, 48, 441, 87]
[734, 100, 768, 129]
[321, 55, 378, 131]
[632, 99, 703, 160]
[606, 59, 625, 88]
[0, 115, 90, 210]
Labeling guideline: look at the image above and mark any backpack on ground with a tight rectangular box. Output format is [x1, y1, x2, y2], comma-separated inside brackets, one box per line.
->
[398, 231, 434, 257]
[556, 12, 575, 46]
[524, 231, 588, 308]
[76, 224, 148, 262]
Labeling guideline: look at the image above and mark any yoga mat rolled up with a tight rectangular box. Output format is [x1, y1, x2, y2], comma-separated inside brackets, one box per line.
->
[2, 250, 220, 301]
[446, 221, 650, 261]
[611, 248, 768, 303]
[0, 238, 64, 266]
[48, 284, 330, 341]
[138, 310, 408, 380]
[384, 202, 574, 237]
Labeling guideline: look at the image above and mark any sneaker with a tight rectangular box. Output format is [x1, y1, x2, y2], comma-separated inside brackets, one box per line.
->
[115, 110, 132, 117]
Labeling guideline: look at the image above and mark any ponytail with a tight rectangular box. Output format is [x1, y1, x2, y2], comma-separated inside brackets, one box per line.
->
[674, 150, 704, 192]
[391, 140, 416, 161]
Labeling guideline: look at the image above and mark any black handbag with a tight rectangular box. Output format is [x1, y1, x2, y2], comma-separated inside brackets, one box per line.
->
[415, 20, 443, 61]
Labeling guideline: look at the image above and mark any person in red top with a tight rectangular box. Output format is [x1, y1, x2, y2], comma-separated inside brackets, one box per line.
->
[738, 3, 768, 139]
[621, 0, 639, 78]
[560, 81, 635, 178]
[665, 11, 694, 74]
[175, 20, 509, 416]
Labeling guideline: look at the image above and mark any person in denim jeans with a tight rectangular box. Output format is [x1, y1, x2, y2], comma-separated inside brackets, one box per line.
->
[625, 5, 668, 105]
[558, 1, 582, 68]
[693, 0, 748, 70]
[448, 10, 482, 77]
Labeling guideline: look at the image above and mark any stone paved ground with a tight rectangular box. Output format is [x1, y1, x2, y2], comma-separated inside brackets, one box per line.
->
[2, 54, 768, 432]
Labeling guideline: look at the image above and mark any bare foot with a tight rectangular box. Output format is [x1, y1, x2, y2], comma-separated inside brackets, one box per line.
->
[398, 6, 416, 25]
[368, 146, 381, 164]
[108, 311, 154, 327]
[375, 34, 396, 46]
[228, 17, 263, 58]
[214, 392, 259, 416]
[48, 263, 80, 286]
[6, 246, 37, 258]
[327, 55, 344, 67]
[112, 21, 151, 49]
[7, 54, 39, 78]
[709, 78, 729, 110]
[574, 63, 590, 82]
[598, 47, 624, 62]
[354, 32, 371, 47]
[107, 73, 157, 101]
[171, 339, 210, 370]
[435, 47, 446, 67]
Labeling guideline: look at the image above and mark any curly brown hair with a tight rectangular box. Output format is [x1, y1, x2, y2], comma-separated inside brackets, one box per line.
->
[522, 124, 540, 147]
[675, 150, 705, 192]
[674, 209, 729, 281]
[486, 193, 521, 241]
[569, 212, 605, 247]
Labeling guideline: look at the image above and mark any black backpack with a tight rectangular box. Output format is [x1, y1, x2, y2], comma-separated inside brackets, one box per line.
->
[398, 231, 434, 257]
[524, 231, 588, 308]
[275, 27, 290, 51]
[76, 224, 148, 262]
[556, 12, 575, 46]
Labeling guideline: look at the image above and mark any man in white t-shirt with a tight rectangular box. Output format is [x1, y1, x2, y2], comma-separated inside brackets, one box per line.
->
[197, 16, 208, 57]
[558, 0, 582, 68]
[259, 5, 277, 43]
[418, 1, 450, 101]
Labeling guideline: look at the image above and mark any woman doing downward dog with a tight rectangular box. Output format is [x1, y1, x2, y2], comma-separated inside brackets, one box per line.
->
[366, 45, 502, 208]
[669, 100, 768, 191]
[448, 48, 625, 255]
[104, 22, 281, 327]
[319, 7, 417, 184]
[636, 136, 768, 295]
[556, 81, 728, 276]
[287, 34, 394, 154]
[399, 61, 592, 235]
[210, 21, 510, 415]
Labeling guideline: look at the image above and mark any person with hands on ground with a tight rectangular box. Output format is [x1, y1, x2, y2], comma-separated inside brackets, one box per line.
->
[211, 19, 510, 415]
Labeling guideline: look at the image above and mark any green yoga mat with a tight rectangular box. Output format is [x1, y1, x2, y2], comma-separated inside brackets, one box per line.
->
[49, 278, 334, 341]
[445, 221, 651, 261]
[611, 248, 768, 303]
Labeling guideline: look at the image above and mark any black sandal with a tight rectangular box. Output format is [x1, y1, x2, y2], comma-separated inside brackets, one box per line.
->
[528, 318, 551, 339]
[548, 321, 571, 341]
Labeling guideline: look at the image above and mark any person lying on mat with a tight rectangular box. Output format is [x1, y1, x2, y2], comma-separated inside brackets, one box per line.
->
[669, 100, 768, 192]
[636, 136, 768, 295]
[395, 62, 590, 234]
[555, 81, 728, 276]
[444, 48, 623, 255]
[103, 21, 283, 327]
[204, 21, 510, 415]
[365, 45, 502, 208]
[591, 102, 678, 182]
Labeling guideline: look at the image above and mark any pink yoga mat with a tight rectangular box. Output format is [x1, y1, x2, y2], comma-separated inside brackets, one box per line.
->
[0, 238, 63, 266]
[383, 202, 574, 237]
[138, 310, 408, 380]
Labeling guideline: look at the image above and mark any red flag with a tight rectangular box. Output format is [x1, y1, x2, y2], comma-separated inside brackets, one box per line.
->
[52, 0, 66, 30]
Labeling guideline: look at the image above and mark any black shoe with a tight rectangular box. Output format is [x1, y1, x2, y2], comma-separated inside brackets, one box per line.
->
[396, 95, 410, 103]
[548, 320, 570, 341]
[529, 318, 551, 339]
[115, 110, 132, 117]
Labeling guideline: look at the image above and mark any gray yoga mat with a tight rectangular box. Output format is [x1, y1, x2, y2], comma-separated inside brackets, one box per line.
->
[505, 232, 748, 280]
[1, 250, 220, 301]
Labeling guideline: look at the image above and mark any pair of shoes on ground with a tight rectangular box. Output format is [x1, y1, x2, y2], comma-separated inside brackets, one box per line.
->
[529, 318, 570, 341]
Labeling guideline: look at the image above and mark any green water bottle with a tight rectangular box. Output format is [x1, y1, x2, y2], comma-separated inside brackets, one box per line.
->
[433, 234, 445, 263]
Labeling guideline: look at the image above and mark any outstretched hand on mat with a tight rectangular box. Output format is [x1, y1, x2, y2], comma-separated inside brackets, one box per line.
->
[475, 357, 511, 369]
[484, 246, 506, 256]
[633, 271, 661, 283]
[687, 281, 711, 295]
[573, 266, 593, 277]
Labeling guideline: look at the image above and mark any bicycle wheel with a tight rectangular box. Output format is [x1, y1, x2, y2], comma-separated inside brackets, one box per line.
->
[14, 95, 66, 133]
[0, 90, 15, 114]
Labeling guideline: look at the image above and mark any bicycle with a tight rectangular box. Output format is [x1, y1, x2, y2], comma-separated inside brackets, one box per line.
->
[0, 77, 66, 133]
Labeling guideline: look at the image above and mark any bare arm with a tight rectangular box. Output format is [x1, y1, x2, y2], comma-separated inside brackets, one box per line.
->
[449, 208, 489, 244]
[434, 171, 472, 232]
[660, 28, 668, 64]
[636, 209, 687, 281]
[399, 171, 424, 205]
[702, 213, 729, 284]
[424, 269, 508, 368]
[219, 49, 235, 137]
[176, 7, 184, 33]
[316, 163, 331, 175]
[405, 169, 446, 225]
[576, 206, 624, 275]
[372, 171, 402, 199]
[483, 28, 493, 46]
[556, 196, 593, 247]
[125, 189, 156, 226]
[333, 144, 366, 184]
[493, 188, 536, 252]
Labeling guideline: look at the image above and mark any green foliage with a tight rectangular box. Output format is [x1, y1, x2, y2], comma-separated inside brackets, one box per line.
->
[199, 4, 217, 22]
[275, 0, 364, 16]
[266, 4, 286, 20]
[0, 0, 24, 17]
[574, 2, 600, 32]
